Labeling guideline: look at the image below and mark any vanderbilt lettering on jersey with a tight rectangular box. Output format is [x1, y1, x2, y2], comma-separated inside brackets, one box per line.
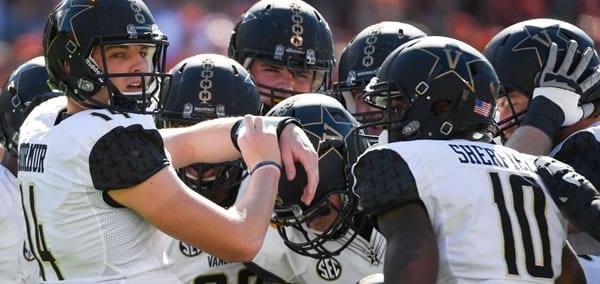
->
[18, 143, 47, 173]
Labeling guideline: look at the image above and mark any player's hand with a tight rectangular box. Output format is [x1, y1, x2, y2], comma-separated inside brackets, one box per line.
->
[278, 123, 318, 205]
[237, 115, 282, 173]
[523, 40, 599, 138]
[534, 155, 594, 207]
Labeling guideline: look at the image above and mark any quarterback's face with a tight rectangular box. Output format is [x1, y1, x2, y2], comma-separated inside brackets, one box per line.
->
[249, 60, 314, 105]
[90, 44, 155, 101]
[307, 194, 342, 232]
[496, 90, 529, 140]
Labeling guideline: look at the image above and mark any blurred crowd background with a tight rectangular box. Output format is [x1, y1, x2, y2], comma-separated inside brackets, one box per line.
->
[1, 0, 599, 87]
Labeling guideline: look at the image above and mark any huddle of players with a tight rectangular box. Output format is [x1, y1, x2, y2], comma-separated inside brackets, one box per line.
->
[2, 0, 600, 283]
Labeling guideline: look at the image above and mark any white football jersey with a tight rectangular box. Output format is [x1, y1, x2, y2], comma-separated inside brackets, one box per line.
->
[165, 236, 262, 284]
[233, 173, 385, 283]
[0, 165, 39, 284]
[18, 97, 179, 283]
[353, 139, 569, 283]
[250, 224, 385, 283]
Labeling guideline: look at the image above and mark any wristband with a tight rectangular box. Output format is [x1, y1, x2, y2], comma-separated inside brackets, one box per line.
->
[230, 116, 303, 151]
[230, 118, 244, 152]
[521, 96, 564, 139]
[249, 160, 282, 175]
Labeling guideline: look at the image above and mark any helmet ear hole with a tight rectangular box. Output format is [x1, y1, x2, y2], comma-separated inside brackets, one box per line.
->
[431, 99, 450, 116]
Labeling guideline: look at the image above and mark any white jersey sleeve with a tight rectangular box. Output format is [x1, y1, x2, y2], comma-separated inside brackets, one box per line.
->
[17, 97, 178, 283]
[353, 139, 568, 283]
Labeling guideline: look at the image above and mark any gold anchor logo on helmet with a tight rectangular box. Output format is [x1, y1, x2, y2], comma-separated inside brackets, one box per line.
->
[289, 2, 304, 47]
[362, 28, 380, 67]
[198, 58, 214, 103]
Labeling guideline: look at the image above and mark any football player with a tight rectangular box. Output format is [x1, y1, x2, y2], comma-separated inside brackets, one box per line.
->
[484, 18, 600, 281]
[332, 21, 427, 136]
[245, 93, 386, 283]
[228, 0, 335, 114]
[0, 56, 62, 284]
[17, 0, 318, 282]
[157, 53, 283, 284]
[352, 36, 586, 283]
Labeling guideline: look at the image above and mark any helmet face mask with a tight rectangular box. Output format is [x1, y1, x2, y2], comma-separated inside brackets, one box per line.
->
[267, 93, 369, 259]
[361, 36, 500, 144]
[483, 18, 600, 139]
[176, 160, 245, 207]
[157, 53, 261, 207]
[43, 0, 171, 113]
[228, 0, 334, 111]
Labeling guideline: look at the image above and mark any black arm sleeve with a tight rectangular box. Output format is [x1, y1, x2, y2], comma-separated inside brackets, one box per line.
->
[553, 131, 600, 188]
[352, 148, 420, 218]
[89, 124, 170, 191]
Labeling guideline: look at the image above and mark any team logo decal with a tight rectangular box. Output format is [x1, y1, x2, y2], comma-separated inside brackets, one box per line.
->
[182, 103, 193, 119]
[179, 241, 202, 257]
[216, 104, 226, 117]
[315, 257, 342, 280]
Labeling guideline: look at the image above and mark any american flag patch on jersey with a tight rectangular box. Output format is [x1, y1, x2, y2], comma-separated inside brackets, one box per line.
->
[473, 98, 491, 116]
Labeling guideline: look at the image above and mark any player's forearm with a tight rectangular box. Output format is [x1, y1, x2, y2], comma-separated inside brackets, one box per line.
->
[564, 195, 600, 241]
[161, 117, 242, 168]
[505, 125, 553, 155]
[225, 166, 281, 261]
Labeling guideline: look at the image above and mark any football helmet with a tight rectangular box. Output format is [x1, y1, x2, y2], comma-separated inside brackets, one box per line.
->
[483, 18, 600, 136]
[157, 53, 261, 207]
[267, 93, 369, 259]
[333, 21, 427, 124]
[43, 0, 171, 113]
[362, 36, 499, 143]
[228, 0, 334, 109]
[0, 56, 63, 156]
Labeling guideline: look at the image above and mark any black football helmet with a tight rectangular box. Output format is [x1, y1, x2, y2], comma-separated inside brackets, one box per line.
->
[43, 0, 171, 113]
[0, 56, 63, 156]
[483, 18, 600, 137]
[361, 36, 499, 143]
[228, 0, 334, 110]
[157, 53, 261, 207]
[267, 93, 369, 259]
[333, 21, 427, 124]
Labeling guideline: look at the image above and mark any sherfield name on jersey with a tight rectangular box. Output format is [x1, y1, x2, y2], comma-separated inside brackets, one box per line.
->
[448, 143, 535, 172]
